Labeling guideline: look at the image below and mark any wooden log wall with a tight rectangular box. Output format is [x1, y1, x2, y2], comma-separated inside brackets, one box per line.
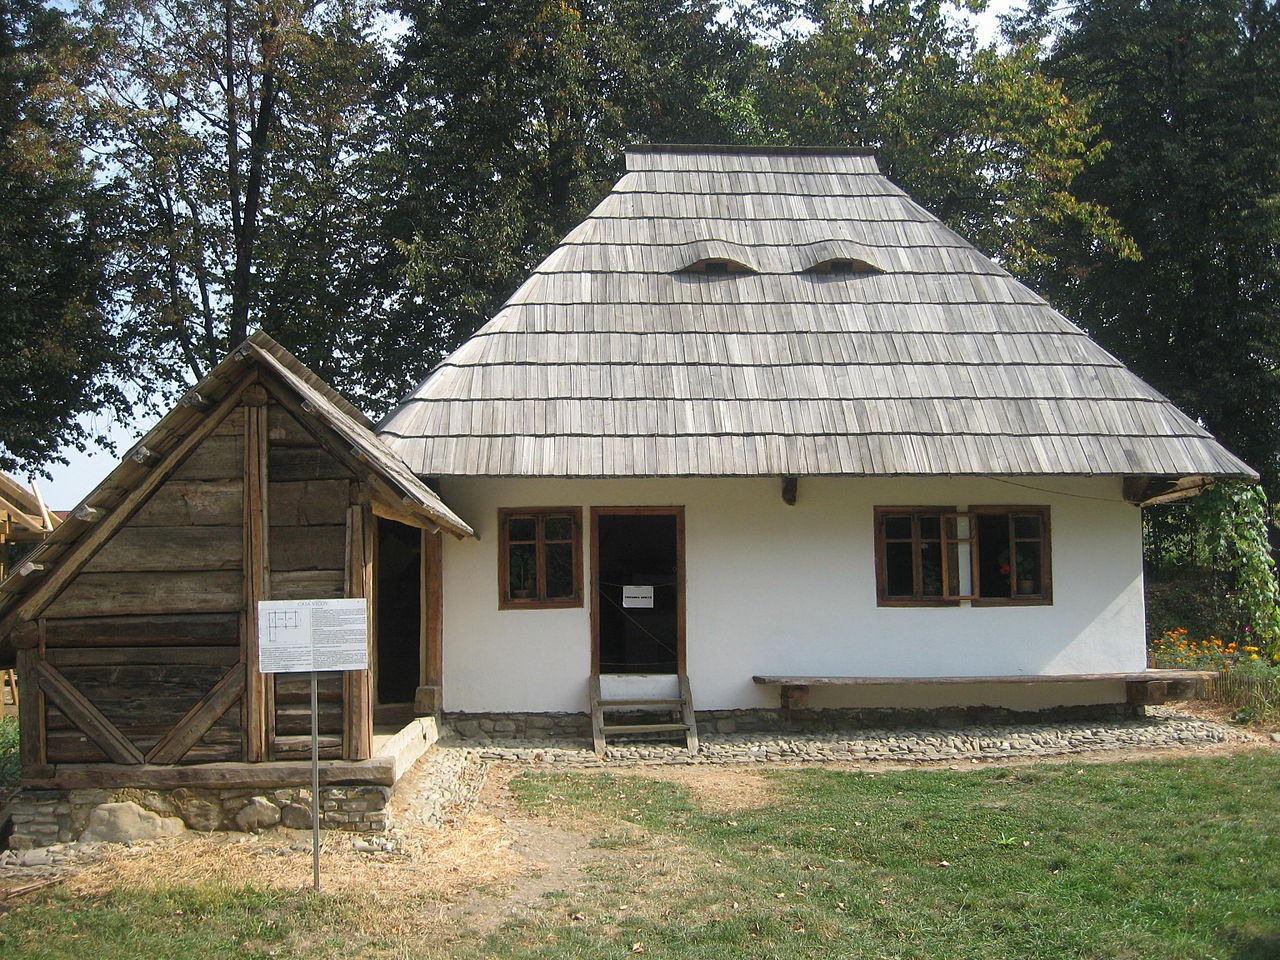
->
[19, 379, 380, 773]
[266, 402, 355, 761]
[37, 412, 246, 765]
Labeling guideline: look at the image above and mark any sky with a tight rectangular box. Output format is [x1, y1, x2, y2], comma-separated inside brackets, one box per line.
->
[30, 0, 1022, 511]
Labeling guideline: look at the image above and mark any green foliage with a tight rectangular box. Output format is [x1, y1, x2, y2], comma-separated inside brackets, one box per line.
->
[713, 0, 1134, 278]
[1147, 482, 1280, 654]
[0, 715, 19, 799]
[1042, 0, 1280, 491]
[0, 0, 123, 473]
[79, 0, 406, 410]
[386, 0, 762, 362]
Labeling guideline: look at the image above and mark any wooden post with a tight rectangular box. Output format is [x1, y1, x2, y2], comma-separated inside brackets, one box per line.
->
[343, 502, 373, 760]
[417, 528, 444, 715]
[15, 648, 44, 778]
[243, 385, 273, 761]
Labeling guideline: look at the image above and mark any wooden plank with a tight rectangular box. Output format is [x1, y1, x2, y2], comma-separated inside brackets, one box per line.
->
[269, 569, 344, 600]
[35, 659, 143, 764]
[169, 434, 244, 481]
[269, 524, 346, 572]
[272, 735, 343, 759]
[0, 382, 251, 637]
[243, 391, 272, 762]
[146, 664, 246, 764]
[42, 570, 244, 619]
[268, 480, 349, 527]
[751, 671, 1215, 685]
[43, 613, 240, 648]
[275, 673, 343, 703]
[211, 407, 245, 436]
[45, 646, 239, 668]
[83, 526, 242, 573]
[343, 503, 373, 760]
[16, 649, 43, 771]
[268, 446, 354, 482]
[129, 479, 244, 527]
[22, 756, 396, 790]
[276, 702, 343, 736]
[10, 620, 37, 649]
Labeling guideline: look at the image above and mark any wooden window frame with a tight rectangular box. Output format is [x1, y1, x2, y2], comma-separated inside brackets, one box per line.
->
[968, 505, 1053, 607]
[875, 505, 1052, 607]
[498, 507, 583, 610]
[874, 506, 956, 607]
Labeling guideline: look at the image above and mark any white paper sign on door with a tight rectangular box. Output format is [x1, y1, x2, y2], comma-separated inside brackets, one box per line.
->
[621, 585, 655, 609]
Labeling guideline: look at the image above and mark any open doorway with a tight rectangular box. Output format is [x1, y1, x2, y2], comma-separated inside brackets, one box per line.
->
[375, 518, 421, 706]
[592, 508, 684, 674]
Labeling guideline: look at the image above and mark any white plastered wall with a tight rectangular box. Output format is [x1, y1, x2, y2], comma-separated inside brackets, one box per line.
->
[436, 477, 1146, 714]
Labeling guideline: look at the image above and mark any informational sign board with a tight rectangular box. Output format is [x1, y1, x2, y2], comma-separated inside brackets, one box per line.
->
[257, 598, 369, 673]
[622, 585, 655, 609]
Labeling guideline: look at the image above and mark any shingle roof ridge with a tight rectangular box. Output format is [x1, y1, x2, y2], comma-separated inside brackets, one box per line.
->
[627, 143, 878, 158]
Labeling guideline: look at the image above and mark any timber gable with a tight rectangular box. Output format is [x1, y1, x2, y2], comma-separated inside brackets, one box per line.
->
[0, 333, 472, 788]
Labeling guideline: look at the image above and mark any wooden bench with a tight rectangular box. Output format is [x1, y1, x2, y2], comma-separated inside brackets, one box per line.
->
[752, 671, 1215, 710]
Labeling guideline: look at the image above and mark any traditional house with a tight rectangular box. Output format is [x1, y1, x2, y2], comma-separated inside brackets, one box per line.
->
[377, 144, 1247, 746]
[0, 145, 1249, 842]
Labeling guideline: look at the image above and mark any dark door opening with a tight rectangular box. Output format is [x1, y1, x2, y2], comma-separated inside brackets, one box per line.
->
[594, 510, 683, 674]
[376, 518, 421, 704]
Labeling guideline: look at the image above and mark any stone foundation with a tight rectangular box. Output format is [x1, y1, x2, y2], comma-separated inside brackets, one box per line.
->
[444, 703, 1139, 743]
[3, 783, 392, 850]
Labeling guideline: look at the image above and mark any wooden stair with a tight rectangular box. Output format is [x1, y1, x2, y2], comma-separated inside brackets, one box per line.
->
[590, 674, 698, 756]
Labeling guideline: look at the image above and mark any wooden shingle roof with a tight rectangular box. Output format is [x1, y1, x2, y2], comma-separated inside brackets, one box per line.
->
[379, 144, 1253, 485]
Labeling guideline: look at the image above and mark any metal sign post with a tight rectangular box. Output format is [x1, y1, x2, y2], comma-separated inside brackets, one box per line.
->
[257, 598, 369, 893]
[310, 670, 321, 892]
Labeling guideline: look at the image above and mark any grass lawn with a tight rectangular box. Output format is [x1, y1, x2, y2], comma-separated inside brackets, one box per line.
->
[1, 750, 1278, 959]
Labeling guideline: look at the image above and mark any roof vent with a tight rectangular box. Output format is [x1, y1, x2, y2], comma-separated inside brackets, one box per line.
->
[681, 258, 756, 275]
[807, 257, 882, 276]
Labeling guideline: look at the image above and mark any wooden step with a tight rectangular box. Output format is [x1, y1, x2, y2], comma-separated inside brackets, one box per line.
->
[598, 697, 684, 708]
[591, 674, 699, 755]
[600, 722, 691, 734]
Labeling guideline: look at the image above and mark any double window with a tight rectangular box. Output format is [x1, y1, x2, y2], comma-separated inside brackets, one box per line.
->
[875, 506, 1051, 606]
[498, 507, 583, 609]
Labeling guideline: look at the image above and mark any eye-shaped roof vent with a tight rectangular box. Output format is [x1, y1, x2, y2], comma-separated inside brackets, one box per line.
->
[806, 257, 883, 276]
[672, 240, 759, 276]
[682, 257, 756, 275]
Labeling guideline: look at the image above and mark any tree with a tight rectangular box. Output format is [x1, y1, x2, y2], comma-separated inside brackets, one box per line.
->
[0, 0, 121, 473]
[715, 0, 1134, 277]
[1042, 0, 1280, 491]
[385, 0, 762, 360]
[82, 0, 402, 408]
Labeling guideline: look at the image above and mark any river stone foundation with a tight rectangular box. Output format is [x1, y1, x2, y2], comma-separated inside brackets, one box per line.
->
[3, 783, 392, 850]
[443, 703, 1139, 743]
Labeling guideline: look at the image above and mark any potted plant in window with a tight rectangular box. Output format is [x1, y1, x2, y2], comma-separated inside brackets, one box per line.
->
[510, 551, 537, 600]
[998, 550, 1039, 595]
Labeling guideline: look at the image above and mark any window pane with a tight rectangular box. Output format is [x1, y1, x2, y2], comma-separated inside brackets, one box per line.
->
[1013, 514, 1041, 539]
[544, 515, 573, 541]
[544, 542, 574, 598]
[885, 542, 915, 596]
[919, 516, 941, 539]
[976, 513, 1012, 598]
[883, 516, 912, 539]
[920, 541, 943, 597]
[508, 517, 537, 542]
[1015, 542, 1042, 595]
[508, 543, 536, 596]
